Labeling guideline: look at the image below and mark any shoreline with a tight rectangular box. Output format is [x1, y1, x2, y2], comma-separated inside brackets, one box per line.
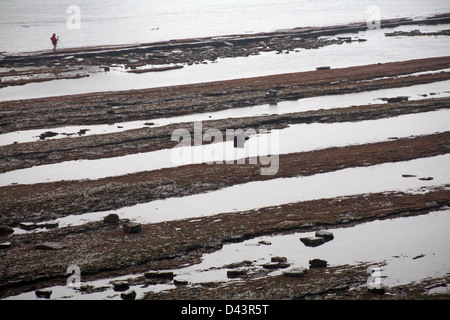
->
[1, 16, 449, 301]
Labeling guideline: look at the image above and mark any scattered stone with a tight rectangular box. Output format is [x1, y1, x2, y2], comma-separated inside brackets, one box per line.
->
[174, 279, 189, 286]
[227, 269, 247, 278]
[418, 177, 434, 181]
[103, 213, 120, 224]
[43, 222, 59, 229]
[315, 230, 334, 241]
[283, 267, 308, 277]
[35, 242, 66, 250]
[39, 131, 58, 140]
[316, 66, 331, 70]
[402, 174, 417, 178]
[100, 66, 110, 72]
[0, 225, 14, 236]
[386, 96, 409, 103]
[413, 254, 425, 260]
[19, 222, 38, 231]
[0, 242, 12, 249]
[144, 271, 175, 280]
[144, 122, 155, 126]
[300, 236, 326, 247]
[78, 129, 90, 135]
[263, 262, 290, 269]
[35, 289, 52, 299]
[258, 240, 271, 245]
[309, 259, 328, 268]
[121, 290, 137, 300]
[123, 222, 142, 234]
[271, 256, 287, 263]
[113, 281, 130, 292]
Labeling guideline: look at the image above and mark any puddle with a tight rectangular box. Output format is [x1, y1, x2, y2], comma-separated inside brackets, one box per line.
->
[5, 209, 449, 299]
[1, 79, 449, 146]
[16, 154, 450, 232]
[1, 24, 449, 102]
[1, 109, 449, 187]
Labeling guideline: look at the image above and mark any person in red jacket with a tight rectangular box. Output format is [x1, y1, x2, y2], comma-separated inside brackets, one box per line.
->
[50, 33, 58, 51]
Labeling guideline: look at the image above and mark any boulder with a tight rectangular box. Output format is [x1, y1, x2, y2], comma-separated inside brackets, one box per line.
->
[300, 236, 326, 247]
[35, 242, 66, 250]
[0, 225, 14, 236]
[121, 290, 137, 300]
[309, 259, 328, 268]
[103, 213, 120, 224]
[113, 281, 130, 292]
[123, 222, 141, 234]
[283, 267, 308, 278]
[35, 289, 52, 299]
[315, 230, 334, 242]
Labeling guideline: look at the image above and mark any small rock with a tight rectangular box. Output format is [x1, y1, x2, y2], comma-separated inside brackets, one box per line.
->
[144, 271, 175, 280]
[78, 129, 90, 135]
[419, 177, 434, 181]
[35, 289, 52, 299]
[227, 269, 247, 278]
[121, 290, 136, 300]
[19, 222, 38, 231]
[35, 242, 66, 250]
[402, 174, 416, 178]
[103, 213, 120, 224]
[316, 66, 331, 70]
[300, 236, 326, 247]
[0, 242, 12, 249]
[0, 225, 14, 236]
[174, 279, 189, 286]
[283, 267, 308, 277]
[309, 259, 328, 268]
[386, 96, 409, 103]
[43, 222, 59, 229]
[271, 256, 287, 263]
[113, 281, 130, 292]
[123, 222, 142, 234]
[315, 230, 334, 241]
[39, 131, 58, 140]
[258, 240, 271, 245]
[263, 262, 290, 269]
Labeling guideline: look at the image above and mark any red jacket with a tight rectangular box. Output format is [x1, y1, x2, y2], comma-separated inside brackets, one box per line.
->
[51, 34, 57, 45]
